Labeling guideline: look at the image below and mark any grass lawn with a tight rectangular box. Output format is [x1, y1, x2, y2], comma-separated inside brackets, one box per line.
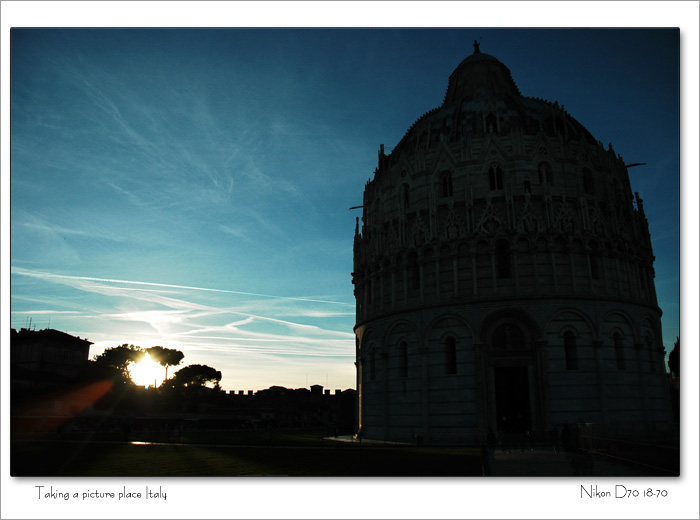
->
[12, 435, 484, 477]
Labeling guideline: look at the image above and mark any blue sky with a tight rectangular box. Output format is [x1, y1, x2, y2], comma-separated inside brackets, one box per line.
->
[9, 27, 681, 392]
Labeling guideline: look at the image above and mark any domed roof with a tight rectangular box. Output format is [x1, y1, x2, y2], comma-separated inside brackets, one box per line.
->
[443, 41, 521, 104]
[384, 43, 599, 161]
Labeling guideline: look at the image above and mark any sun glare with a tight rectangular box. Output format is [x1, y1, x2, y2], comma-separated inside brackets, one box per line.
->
[130, 352, 163, 388]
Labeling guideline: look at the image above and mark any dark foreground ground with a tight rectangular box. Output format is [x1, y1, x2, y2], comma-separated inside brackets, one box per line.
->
[11, 430, 484, 477]
[12, 429, 677, 477]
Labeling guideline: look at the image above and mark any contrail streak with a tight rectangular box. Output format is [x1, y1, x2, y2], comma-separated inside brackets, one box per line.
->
[11, 267, 353, 306]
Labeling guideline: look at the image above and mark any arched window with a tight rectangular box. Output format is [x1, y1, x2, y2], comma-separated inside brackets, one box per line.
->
[440, 170, 454, 197]
[398, 342, 408, 378]
[613, 332, 626, 370]
[583, 168, 595, 195]
[563, 331, 578, 370]
[489, 166, 503, 190]
[496, 239, 511, 279]
[445, 336, 457, 375]
[538, 162, 553, 185]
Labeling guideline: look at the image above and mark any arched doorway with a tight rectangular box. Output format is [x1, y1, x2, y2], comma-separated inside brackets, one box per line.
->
[494, 365, 531, 433]
[481, 314, 543, 437]
[491, 323, 531, 434]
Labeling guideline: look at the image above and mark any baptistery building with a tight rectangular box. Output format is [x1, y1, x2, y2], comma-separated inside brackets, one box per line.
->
[352, 43, 673, 445]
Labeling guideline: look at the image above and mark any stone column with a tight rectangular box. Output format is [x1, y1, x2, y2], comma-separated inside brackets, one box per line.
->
[532, 247, 539, 294]
[636, 263, 647, 302]
[634, 342, 650, 429]
[657, 346, 675, 423]
[402, 259, 408, 302]
[434, 257, 440, 300]
[585, 251, 594, 293]
[601, 252, 610, 296]
[489, 249, 497, 293]
[614, 257, 622, 295]
[550, 249, 559, 292]
[378, 269, 384, 310]
[453, 257, 459, 298]
[568, 243, 576, 293]
[473, 343, 488, 437]
[593, 340, 609, 426]
[362, 280, 369, 320]
[354, 356, 362, 437]
[420, 344, 431, 442]
[535, 340, 550, 435]
[381, 351, 389, 441]
[419, 261, 425, 302]
[650, 267, 658, 303]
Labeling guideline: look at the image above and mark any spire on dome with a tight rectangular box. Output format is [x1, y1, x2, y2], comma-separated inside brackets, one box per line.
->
[443, 43, 521, 104]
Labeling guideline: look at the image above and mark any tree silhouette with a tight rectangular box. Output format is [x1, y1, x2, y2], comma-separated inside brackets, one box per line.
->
[668, 336, 679, 378]
[93, 344, 144, 381]
[146, 346, 184, 381]
[169, 364, 222, 389]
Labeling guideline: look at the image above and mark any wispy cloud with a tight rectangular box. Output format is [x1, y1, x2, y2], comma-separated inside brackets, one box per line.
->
[12, 267, 353, 306]
[58, 54, 302, 214]
[11, 268, 355, 345]
[16, 213, 128, 243]
[218, 224, 248, 240]
[12, 310, 80, 316]
[11, 265, 356, 389]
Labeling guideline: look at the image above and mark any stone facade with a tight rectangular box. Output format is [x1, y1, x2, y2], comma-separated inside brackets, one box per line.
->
[352, 44, 673, 445]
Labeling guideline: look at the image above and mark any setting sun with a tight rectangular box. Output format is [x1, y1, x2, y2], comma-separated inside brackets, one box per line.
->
[130, 352, 163, 388]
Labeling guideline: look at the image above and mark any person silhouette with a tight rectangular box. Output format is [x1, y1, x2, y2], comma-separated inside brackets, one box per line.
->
[487, 428, 497, 454]
[561, 423, 571, 452]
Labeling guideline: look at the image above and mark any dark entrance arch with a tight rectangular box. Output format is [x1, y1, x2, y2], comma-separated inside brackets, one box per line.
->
[480, 312, 542, 437]
[494, 365, 531, 433]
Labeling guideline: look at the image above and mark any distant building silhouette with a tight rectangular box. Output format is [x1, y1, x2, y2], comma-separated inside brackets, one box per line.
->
[225, 385, 356, 431]
[352, 44, 674, 446]
[11, 328, 92, 389]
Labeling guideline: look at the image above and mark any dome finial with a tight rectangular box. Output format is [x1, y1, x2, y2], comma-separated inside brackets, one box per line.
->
[473, 39, 481, 53]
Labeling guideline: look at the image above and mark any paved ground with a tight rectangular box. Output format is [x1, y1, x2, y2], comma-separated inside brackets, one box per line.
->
[330, 436, 660, 476]
[485, 447, 656, 477]
[304, 439, 669, 476]
[21, 435, 666, 476]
